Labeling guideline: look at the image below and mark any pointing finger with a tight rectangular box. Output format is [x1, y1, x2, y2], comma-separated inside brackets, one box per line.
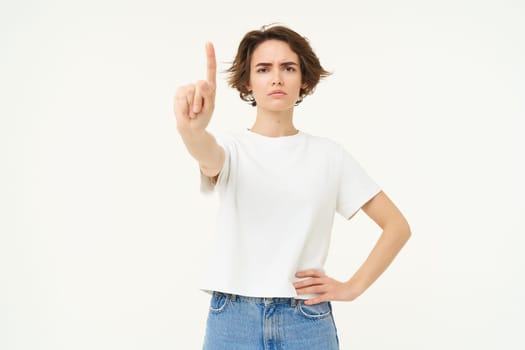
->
[205, 42, 216, 86]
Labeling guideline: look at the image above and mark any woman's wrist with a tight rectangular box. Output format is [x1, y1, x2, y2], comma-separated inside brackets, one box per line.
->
[344, 277, 367, 301]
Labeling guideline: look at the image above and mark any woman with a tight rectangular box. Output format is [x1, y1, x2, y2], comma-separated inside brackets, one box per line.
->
[174, 24, 411, 350]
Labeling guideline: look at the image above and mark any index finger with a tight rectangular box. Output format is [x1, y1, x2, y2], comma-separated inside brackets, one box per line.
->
[205, 42, 216, 86]
[295, 269, 324, 278]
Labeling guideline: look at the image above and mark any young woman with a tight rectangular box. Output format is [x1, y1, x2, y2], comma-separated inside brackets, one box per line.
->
[174, 25, 411, 350]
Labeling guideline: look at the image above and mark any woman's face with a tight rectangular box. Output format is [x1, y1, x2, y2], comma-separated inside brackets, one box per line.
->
[247, 39, 305, 112]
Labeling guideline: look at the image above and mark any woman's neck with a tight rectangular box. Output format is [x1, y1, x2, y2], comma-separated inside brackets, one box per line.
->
[249, 108, 298, 137]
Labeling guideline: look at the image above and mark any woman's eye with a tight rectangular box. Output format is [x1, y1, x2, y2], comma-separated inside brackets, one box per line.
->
[257, 68, 268, 73]
[286, 66, 296, 72]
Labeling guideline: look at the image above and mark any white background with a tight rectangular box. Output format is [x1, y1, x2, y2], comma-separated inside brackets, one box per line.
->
[1, 0, 523, 349]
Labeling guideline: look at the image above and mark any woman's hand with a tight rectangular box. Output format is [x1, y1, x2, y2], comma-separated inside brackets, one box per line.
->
[174, 42, 217, 134]
[294, 269, 362, 305]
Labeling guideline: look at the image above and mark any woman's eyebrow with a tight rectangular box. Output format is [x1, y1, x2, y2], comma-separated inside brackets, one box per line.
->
[281, 62, 299, 66]
[254, 61, 299, 67]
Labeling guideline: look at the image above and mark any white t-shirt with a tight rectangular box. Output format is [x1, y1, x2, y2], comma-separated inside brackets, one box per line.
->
[199, 128, 381, 298]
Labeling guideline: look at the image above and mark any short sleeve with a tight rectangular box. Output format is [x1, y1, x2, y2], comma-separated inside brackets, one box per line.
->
[199, 132, 232, 194]
[336, 147, 381, 219]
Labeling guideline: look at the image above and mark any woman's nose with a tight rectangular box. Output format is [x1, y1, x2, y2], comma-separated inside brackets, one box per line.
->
[272, 71, 283, 86]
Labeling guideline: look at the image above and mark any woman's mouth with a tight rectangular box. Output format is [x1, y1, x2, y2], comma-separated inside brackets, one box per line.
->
[268, 90, 287, 96]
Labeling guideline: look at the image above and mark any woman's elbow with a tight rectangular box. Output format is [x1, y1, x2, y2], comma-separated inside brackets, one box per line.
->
[399, 217, 411, 243]
[387, 215, 411, 244]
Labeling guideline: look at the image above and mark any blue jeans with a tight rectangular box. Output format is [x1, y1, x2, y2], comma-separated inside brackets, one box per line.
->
[203, 292, 339, 350]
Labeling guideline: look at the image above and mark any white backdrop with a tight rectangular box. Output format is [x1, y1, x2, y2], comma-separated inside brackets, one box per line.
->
[1, 0, 523, 349]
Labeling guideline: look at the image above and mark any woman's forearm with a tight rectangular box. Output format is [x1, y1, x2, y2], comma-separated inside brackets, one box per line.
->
[346, 218, 411, 299]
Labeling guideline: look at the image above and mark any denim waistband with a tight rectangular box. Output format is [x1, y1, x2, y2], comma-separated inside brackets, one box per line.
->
[213, 291, 300, 306]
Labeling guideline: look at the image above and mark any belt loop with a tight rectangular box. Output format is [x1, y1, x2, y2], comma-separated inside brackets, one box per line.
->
[229, 293, 237, 302]
[291, 298, 297, 307]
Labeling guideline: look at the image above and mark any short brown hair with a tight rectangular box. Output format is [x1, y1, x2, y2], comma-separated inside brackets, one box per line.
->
[226, 24, 331, 106]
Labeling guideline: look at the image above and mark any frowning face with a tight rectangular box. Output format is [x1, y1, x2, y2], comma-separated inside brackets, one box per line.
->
[247, 39, 306, 113]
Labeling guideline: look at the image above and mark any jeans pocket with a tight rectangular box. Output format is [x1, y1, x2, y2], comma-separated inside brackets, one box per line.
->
[297, 301, 332, 320]
[209, 292, 230, 313]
